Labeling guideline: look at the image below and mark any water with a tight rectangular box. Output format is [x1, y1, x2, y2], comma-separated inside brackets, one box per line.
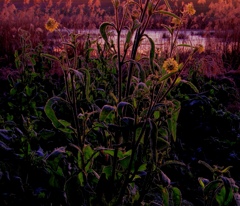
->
[59, 28, 227, 55]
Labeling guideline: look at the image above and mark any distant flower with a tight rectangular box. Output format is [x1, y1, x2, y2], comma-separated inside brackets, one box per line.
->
[196, 44, 204, 53]
[131, 10, 140, 20]
[183, 3, 196, 16]
[45, 18, 59, 32]
[163, 58, 179, 73]
[171, 17, 181, 26]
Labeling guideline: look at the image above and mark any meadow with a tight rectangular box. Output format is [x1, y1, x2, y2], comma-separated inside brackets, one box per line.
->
[0, 0, 240, 205]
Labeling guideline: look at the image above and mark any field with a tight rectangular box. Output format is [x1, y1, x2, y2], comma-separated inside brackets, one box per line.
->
[0, 0, 240, 205]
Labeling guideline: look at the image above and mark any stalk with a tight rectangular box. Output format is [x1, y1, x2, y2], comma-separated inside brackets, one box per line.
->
[70, 73, 82, 147]
[125, 0, 151, 98]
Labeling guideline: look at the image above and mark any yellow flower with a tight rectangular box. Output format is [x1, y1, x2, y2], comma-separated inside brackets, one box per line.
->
[162, 58, 179, 73]
[171, 17, 182, 26]
[183, 3, 196, 16]
[45, 18, 59, 32]
[197, 44, 205, 54]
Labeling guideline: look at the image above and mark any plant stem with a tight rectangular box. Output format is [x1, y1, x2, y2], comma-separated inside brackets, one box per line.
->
[125, 0, 151, 98]
[70, 73, 82, 148]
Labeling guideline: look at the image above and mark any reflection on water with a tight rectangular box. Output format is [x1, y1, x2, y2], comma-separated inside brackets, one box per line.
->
[57, 29, 232, 55]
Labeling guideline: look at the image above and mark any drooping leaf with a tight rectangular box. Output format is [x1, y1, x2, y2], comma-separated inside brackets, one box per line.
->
[99, 22, 116, 44]
[160, 170, 171, 187]
[198, 160, 215, 173]
[203, 180, 222, 197]
[44, 97, 74, 133]
[156, 10, 180, 19]
[117, 101, 134, 118]
[171, 187, 182, 206]
[161, 160, 186, 168]
[181, 79, 199, 93]
[220, 177, 234, 206]
[41, 53, 60, 61]
[99, 105, 116, 123]
[148, 119, 158, 164]
[161, 24, 174, 35]
[143, 34, 155, 73]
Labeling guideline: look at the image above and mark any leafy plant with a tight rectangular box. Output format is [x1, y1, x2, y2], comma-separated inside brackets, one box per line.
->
[198, 160, 240, 206]
[39, 1, 206, 205]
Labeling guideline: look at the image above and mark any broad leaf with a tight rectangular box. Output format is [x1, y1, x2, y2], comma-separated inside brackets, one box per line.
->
[171, 187, 182, 206]
[117, 101, 134, 118]
[44, 97, 74, 133]
[99, 105, 116, 123]
[99, 22, 116, 44]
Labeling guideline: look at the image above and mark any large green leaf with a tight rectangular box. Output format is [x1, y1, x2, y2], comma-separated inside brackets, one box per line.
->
[204, 180, 222, 197]
[83, 145, 98, 172]
[171, 187, 182, 206]
[219, 177, 234, 206]
[99, 105, 116, 123]
[117, 101, 134, 118]
[44, 96, 74, 133]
